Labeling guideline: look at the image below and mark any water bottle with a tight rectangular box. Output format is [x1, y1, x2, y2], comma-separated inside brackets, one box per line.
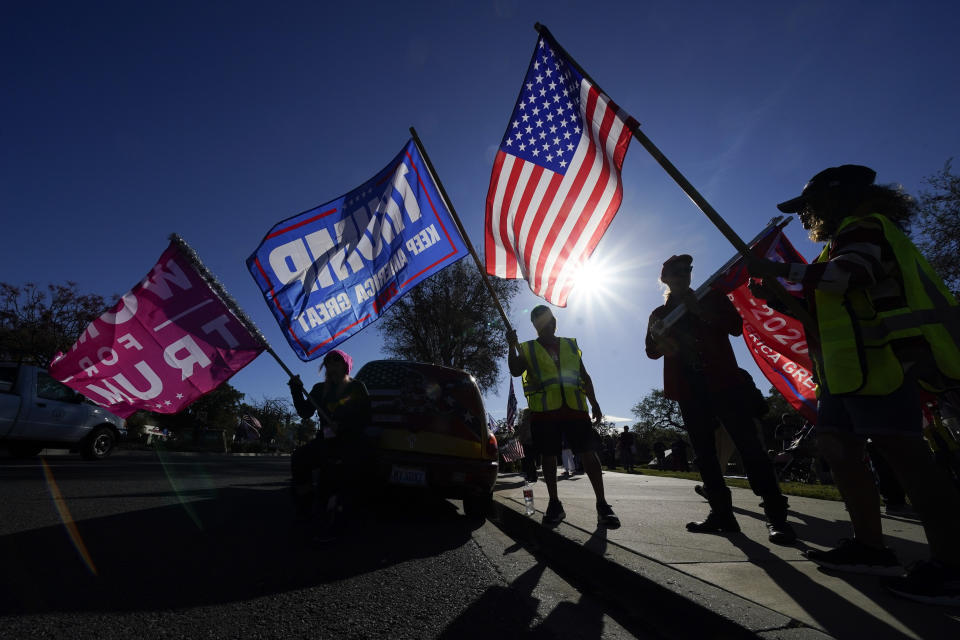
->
[522, 481, 535, 516]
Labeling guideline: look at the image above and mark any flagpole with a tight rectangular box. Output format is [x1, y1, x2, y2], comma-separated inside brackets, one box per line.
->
[533, 23, 815, 331]
[170, 234, 333, 424]
[408, 127, 515, 334]
[654, 217, 789, 335]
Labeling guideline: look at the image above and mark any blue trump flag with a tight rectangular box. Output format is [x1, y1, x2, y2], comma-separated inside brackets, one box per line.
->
[247, 138, 468, 361]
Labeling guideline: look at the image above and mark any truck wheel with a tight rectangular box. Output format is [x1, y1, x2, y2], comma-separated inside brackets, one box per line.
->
[81, 427, 115, 460]
[9, 443, 43, 458]
[463, 493, 492, 522]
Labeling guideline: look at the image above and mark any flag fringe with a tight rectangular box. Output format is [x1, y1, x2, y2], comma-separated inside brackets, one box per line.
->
[168, 233, 270, 350]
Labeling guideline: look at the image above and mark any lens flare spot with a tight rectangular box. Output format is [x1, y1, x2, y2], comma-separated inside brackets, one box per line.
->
[42, 458, 98, 576]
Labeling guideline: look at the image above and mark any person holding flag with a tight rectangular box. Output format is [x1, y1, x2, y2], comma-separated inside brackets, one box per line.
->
[749, 164, 960, 604]
[507, 305, 619, 527]
[647, 254, 796, 544]
[288, 349, 371, 530]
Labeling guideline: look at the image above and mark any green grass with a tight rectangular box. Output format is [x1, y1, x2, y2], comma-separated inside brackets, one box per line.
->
[609, 466, 844, 502]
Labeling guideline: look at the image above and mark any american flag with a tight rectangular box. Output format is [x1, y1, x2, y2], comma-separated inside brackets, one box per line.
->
[500, 438, 525, 463]
[506, 378, 518, 429]
[485, 27, 637, 306]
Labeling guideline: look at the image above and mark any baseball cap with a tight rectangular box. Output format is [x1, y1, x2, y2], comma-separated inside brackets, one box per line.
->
[777, 165, 876, 213]
[661, 254, 693, 279]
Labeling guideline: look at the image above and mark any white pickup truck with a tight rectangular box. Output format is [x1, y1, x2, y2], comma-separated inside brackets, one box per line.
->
[0, 362, 125, 459]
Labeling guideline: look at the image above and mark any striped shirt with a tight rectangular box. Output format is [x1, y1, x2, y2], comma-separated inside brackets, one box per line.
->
[787, 215, 934, 373]
[787, 216, 906, 313]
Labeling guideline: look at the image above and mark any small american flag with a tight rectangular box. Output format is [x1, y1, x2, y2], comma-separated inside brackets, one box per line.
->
[485, 26, 636, 306]
[506, 379, 518, 429]
[501, 438, 525, 463]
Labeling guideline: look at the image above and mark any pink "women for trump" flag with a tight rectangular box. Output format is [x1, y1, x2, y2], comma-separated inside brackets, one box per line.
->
[49, 237, 265, 419]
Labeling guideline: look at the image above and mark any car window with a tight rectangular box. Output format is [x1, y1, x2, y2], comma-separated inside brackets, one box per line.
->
[36, 372, 79, 402]
[356, 361, 487, 439]
[0, 365, 17, 394]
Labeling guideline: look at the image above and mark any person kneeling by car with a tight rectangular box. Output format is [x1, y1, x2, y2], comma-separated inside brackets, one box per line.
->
[288, 349, 371, 536]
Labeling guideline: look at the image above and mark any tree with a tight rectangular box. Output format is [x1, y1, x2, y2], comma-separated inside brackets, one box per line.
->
[631, 388, 684, 432]
[0, 282, 113, 365]
[377, 260, 520, 393]
[594, 418, 618, 438]
[630, 388, 688, 464]
[156, 382, 245, 439]
[913, 159, 960, 296]
[239, 396, 297, 446]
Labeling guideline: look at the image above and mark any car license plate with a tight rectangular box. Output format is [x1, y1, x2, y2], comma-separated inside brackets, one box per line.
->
[390, 465, 427, 486]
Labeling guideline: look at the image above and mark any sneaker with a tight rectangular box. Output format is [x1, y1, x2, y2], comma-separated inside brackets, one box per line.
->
[686, 511, 740, 534]
[694, 484, 706, 499]
[766, 518, 797, 545]
[597, 502, 620, 528]
[885, 560, 960, 606]
[803, 538, 901, 576]
[543, 499, 566, 524]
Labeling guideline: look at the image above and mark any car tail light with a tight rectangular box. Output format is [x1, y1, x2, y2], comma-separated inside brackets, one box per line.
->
[485, 432, 498, 459]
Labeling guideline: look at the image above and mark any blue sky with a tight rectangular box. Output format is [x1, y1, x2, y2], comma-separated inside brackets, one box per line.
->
[3, 1, 958, 425]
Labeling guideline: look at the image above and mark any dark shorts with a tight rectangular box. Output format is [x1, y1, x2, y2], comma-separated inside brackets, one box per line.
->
[817, 379, 922, 437]
[530, 410, 599, 457]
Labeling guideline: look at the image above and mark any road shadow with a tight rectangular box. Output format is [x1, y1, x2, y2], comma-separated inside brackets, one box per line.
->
[0, 484, 476, 616]
[436, 560, 614, 639]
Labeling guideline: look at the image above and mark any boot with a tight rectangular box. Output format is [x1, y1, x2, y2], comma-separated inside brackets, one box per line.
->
[687, 484, 739, 533]
[686, 510, 741, 533]
[763, 494, 796, 544]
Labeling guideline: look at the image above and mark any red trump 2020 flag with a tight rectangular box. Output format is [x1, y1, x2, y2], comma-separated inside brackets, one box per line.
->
[485, 26, 636, 306]
[49, 236, 265, 419]
[709, 227, 818, 423]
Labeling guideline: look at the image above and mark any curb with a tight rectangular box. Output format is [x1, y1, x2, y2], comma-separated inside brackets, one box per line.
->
[488, 495, 835, 640]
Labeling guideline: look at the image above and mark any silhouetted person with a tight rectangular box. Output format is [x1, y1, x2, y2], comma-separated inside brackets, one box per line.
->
[508, 306, 620, 527]
[618, 426, 636, 472]
[653, 441, 667, 469]
[288, 349, 370, 535]
[647, 254, 795, 544]
[750, 164, 960, 604]
[670, 437, 689, 472]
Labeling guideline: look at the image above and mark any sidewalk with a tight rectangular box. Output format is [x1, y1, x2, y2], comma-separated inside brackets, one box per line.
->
[489, 470, 959, 640]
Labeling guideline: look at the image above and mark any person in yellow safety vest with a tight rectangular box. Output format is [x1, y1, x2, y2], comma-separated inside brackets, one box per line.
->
[507, 305, 620, 528]
[749, 164, 960, 606]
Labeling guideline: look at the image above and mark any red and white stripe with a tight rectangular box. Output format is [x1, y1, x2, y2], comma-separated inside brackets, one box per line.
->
[485, 81, 635, 306]
[500, 438, 525, 463]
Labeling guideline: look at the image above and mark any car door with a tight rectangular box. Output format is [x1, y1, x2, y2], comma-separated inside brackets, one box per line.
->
[0, 364, 22, 438]
[10, 369, 92, 443]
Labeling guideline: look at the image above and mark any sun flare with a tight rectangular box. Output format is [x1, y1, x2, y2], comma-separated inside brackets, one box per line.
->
[569, 255, 619, 306]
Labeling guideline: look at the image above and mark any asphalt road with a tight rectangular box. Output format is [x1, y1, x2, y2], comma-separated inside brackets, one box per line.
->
[0, 451, 651, 639]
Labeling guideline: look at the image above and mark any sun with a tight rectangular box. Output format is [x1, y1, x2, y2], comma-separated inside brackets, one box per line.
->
[569, 254, 618, 305]
[562, 241, 651, 326]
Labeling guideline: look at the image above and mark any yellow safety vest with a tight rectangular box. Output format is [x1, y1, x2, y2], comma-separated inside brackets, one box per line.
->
[815, 213, 960, 395]
[519, 337, 588, 412]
